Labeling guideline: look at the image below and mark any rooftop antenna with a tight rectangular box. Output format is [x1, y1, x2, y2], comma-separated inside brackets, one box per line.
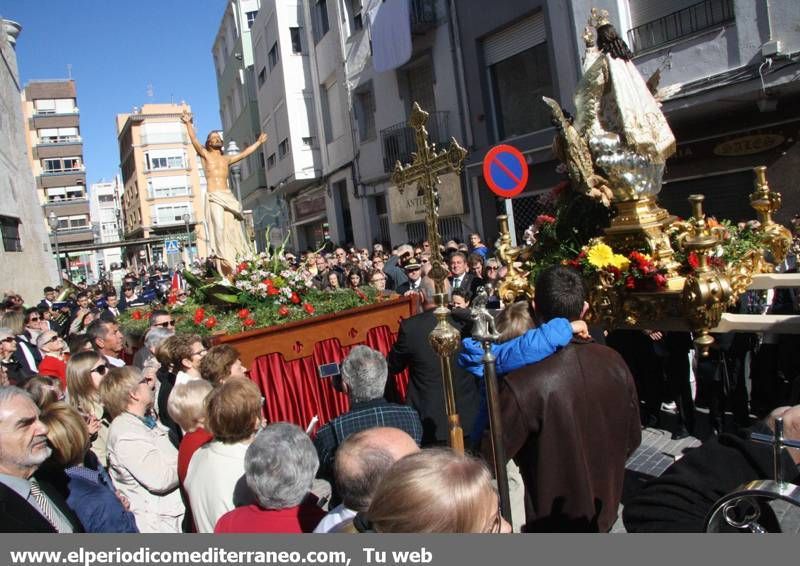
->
[66, 64, 72, 79]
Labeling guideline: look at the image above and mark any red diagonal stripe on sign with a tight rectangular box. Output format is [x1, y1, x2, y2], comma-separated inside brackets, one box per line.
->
[490, 154, 522, 185]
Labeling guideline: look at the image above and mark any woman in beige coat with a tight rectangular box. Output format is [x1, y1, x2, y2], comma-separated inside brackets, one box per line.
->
[100, 366, 185, 533]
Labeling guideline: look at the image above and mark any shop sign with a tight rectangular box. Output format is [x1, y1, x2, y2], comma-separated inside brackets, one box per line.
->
[388, 172, 464, 224]
[713, 134, 785, 157]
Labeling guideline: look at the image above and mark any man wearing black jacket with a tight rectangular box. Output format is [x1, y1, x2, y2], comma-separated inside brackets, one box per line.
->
[623, 405, 800, 532]
[387, 278, 480, 446]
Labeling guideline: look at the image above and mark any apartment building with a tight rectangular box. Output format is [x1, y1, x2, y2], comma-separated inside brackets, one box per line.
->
[0, 17, 58, 299]
[455, 0, 800, 245]
[251, 0, 324, 251]
[116, 103, 208, 268]
[88, 177, 123, 275]
[20, 78, 94, 279]
[212, 0, 272, 249]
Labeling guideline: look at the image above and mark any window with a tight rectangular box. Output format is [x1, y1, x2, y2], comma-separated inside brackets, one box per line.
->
[312, 0, 330, 43]
[37, 127, 79, 144]
[268, 42, 280, 70]
[628, 0, 735, 53]
[34, 98, 76, 115]
[351, 0, 363, 32]
[152, 203, 191, 226]
[98, 194, 115, 203]
[140, 121, 184, 144]
[320, 82, 335, 142]
[290, 27, 303, 53]
[484, 13, 553, 139]
[246, 10, 258, 29]
[355, 85, 376, 142]
[147, 175, 191, 198]
[145, 149, 186, 171]
[278, 138, 289, 158]
[267, 153, 276, 169]
[0, 217, 21, 252]
[259, 151, 266, 169]
[42, 157, 81, 173]
[302, 136, 315, 147]
[258, 67, 266, 87]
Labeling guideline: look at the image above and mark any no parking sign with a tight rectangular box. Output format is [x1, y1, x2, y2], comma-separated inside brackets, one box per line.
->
[483, 144, 529, 198]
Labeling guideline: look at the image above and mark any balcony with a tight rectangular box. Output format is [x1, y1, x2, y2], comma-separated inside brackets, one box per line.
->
[152, 213, 194, 227]
[33, 139, 83, 160]
[381, 110, 449, 173]
[628, 0, 735, 54]
[410, 0, 440, 34]
[40, 164, 85, 177]
[36, 135, 82, 146]
[29, 112, 80, 130]
[37, 169, 86, 190]
[139, 132, 189, 145]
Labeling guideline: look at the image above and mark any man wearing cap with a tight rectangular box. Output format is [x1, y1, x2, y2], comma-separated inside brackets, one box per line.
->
[396, 259, 423, 296]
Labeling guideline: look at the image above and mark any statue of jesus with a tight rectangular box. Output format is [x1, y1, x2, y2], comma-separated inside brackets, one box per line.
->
[181, 109, 267, 266]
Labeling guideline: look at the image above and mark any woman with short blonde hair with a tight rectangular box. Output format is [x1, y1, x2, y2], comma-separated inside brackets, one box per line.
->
[40, 402, 138, 532]
[364, 448, 510, 533]
[102, 366, 184, 533]
[168, 380, 212, 433]
[66, 350, 111, 465]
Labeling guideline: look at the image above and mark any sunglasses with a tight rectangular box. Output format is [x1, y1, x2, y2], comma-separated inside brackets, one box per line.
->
[155, 320, 176, 328]
[46, 335, 61, 344]
[28, 317, 41, 322]
[486, 266, 498, 271]
[90, 363, 109, 376]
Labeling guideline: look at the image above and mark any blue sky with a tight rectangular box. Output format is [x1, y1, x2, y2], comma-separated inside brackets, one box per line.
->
[5, 0, 225, 184]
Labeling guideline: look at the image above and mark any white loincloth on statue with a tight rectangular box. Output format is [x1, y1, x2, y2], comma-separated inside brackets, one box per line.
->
[205, 190, 251, 263]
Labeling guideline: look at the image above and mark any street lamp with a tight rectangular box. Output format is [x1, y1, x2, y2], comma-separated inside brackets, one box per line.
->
[182, 213, 193, 265]
[47, 212, 62, 282]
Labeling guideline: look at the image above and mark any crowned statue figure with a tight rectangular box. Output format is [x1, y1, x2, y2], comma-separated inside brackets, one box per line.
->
[181, 108, 267, 269]
[547, 8, 676, 204]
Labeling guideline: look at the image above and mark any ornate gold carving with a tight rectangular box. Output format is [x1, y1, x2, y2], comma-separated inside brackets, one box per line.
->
[750, 166, 792, 266]
[495, 215, 533, 305]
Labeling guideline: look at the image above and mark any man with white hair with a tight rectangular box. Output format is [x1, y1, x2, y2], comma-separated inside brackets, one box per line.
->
[0, 387, 83, 532]
[313, 346, 423, 481]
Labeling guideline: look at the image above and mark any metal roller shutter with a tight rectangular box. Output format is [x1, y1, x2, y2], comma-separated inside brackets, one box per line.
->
[484, 12, 546, 66]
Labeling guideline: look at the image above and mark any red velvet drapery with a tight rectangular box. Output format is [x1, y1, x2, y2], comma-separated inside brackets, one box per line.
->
[249, 325, 409, 431]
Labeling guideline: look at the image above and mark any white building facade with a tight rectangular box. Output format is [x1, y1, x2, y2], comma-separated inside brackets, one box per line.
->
[89, 177, 123, 277]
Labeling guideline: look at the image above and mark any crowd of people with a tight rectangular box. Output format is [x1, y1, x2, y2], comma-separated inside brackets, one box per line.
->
[0, 226, 799, 534]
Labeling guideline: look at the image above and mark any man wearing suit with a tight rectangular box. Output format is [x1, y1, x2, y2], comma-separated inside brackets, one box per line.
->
[394, 259, 423, 296]
[387, 278, 480, 446]
[447, 252, 476, 294]
[100, 292, 121, 322]
[37, 287, 56, 311]
[0, 387, 83, 532]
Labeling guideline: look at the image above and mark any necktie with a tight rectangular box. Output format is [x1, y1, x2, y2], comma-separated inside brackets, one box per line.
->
[29, 478, 67, 533]
[454, 277, 462, 289]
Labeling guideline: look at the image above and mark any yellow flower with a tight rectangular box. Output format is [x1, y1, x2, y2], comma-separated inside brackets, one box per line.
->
[609, 254, 630, 271]
[586, 243, 615, 269]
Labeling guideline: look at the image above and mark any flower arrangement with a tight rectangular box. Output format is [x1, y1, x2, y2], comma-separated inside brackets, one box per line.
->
[669, 218, 767, 275]
[231, 251, 312, 304]
[567, 241, 668, 291]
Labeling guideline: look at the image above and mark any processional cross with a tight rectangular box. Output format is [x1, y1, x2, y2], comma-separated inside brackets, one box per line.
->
[391, 102, 468, 453]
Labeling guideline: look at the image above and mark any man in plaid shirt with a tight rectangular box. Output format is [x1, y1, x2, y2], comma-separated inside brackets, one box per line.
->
[313, 346, 423, 480]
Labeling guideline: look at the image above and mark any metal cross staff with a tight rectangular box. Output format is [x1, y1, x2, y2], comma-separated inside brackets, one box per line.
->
[391, 102, 468, 453]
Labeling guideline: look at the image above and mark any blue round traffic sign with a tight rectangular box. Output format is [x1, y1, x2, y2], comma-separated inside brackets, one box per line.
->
[483, 144, 529, 198]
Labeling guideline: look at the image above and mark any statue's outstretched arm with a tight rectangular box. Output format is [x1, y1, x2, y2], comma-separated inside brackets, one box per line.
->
[181, 110, 206, 156]
[228, 133, 268, 165]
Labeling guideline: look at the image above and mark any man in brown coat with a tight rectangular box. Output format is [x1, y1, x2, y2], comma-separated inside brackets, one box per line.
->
[500, 266, 641, 532]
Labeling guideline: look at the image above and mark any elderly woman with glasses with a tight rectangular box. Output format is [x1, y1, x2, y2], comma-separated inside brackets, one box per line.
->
[36, 330, 68, 389]
[101, 366, 184, 533]
[67, 350, 113, 466]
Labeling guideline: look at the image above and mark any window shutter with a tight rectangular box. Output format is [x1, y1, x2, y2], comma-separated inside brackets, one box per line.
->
[484, 12, 546, 66]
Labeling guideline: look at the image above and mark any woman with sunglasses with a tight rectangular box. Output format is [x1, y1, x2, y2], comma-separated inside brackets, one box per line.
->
[0, 326, 33, 385]
[67, 350, 113, 466]
[36, 330, 68, 389]
[1, 310, 40, 378]
[22, 307, 46, 344]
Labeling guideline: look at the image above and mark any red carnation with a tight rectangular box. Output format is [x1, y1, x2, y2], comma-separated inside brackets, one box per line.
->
[278, 306, 290, 317]
[290, 292, 301, 304]
[625, 276, 636, 290]
[243, 317, 256, 327]
[267, 286, 280, 296]
[303, 303, 315, 315]
[608, 266, 621, 280]
[237, 308, 250, 319]
[687, 252, 700, 270]
[654, 273, 667, 288]
[132, 310, 142, 320]
[262, 279, 273, 287]
[193, 308, 205, 324]
[204, 316, 217, 329]
[236, 262, 248, 273]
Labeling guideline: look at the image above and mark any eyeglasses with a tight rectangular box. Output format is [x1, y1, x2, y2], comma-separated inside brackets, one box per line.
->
[155, 320, 176, 328]
[190, 348, 208, 358]
[486, 266, 498, 271]
[90, 363, 109, 376]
